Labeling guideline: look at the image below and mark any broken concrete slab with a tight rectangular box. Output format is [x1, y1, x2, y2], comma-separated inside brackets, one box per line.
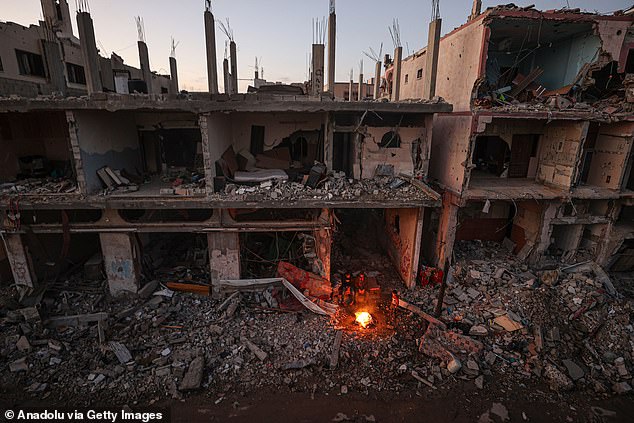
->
[179, 357, 205, 391]
[562, 359, 585, 381]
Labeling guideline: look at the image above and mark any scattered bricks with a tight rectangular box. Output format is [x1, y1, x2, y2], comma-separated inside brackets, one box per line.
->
[469, 325, 488, 336]
[48, 339, 63, 353]
[562, 359, 585, 381]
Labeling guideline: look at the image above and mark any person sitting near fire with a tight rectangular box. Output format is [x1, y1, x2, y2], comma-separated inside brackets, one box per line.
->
[352, 272, 368, 305]
[340, 273, 353, 305]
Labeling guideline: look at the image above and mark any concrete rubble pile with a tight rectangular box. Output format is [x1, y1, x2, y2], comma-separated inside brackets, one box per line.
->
[0, 177, 77, 195]
[1, 240, 631, 406]
[401, 240, 633, 396]
[216, 173, 427, 202]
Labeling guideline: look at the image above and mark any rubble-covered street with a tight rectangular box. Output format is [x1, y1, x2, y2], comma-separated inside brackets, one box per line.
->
[1, 240, 633, 422]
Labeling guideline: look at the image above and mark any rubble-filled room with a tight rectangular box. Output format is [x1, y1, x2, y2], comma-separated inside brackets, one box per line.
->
[70, 110, 205, 197]
[0, 111, 77, 195]
[16, 231, 103, 293]
[456, 200, 542, 258]
[139, 232, 210, 288]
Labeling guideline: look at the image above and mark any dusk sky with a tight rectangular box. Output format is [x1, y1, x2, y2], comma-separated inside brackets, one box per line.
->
[2, 0, 630, 92]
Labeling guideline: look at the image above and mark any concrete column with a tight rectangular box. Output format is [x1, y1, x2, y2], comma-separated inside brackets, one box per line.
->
[423, 19, 442, 100]
[348, 78, 354, 102]
[138, 41, 152, 94]
[100, 233, 141, 296]
[169, 56, 179, 94]
[223, 58, 231, 94]
[357, 73, 364, 100]
[374, 61, 382, 99]
[204, 10, 219, 94]
[42, 40, 67, 96]
[3, 234, 36, 295]
[391, 46, 402, 102]
[311, 44, 325, 96]
[76, 11, 102, 94]
[229, 41, 238, 94]
[469, 0, 482, 20]
[435, 194, 458, 267]
[327, 11, 336, 97]
[208, 232, 240, 287]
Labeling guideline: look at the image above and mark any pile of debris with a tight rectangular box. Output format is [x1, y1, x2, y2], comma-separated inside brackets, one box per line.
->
[1, 240, 632, 408]
[0, 177, 77, 195]
[215, 173, 431, 203]
[401, 240, 634, 396]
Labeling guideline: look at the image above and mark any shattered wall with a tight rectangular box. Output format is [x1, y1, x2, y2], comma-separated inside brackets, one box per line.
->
[538, 121, 588, 189]
[511, 201, 543, 254]
[230, 112, 324, 154]
[585, 122, 634, 189]
[72, 111, 141, 194]
[359, 127, 425, 179]
[430, 114, 472, 193]
[201, 113, 232, 180]
[383, 208, 422, 287]
[456, 201, 511, 242]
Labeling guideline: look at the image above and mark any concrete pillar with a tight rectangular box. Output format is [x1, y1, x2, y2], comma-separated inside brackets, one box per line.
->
[41, 0, 72, 35]
[100, 233, 141, 296]
[204, 10, 219, 94]
[374, 61, 382, 99]
[229, 41, 238, 94]
[169, 56, 179, 94]
[208, 232, 240, 287]
[435, 194, 458, 267]
[76, 11, 102, 94]
[42, 40, 67, 96]
[311, 44, 325, 96]
[327, 10, 336, 97]
[357, 73, 364, 100]
[391, 46, 402, 102]
[348, 78, 354, 102]
[138, 41, 153, 94]
[469, 0, 482, 20]
[423, 19, 442, 100]
[3, 234, 36, 295]
[223, 58, 231, 94]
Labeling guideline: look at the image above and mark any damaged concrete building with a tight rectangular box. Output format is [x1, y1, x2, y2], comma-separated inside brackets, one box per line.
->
[389, 3, 634, 272]
[0, 0, 172, 97]
[0, 2, 452, 300]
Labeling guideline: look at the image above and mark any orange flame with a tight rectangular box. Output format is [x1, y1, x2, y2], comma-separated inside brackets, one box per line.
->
[355, 311, 372, 328]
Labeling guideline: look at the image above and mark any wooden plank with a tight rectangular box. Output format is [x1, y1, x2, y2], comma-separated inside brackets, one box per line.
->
[165, 282, 210, 296]
[398, 298, 446, 329]
[45, 312, 108, 328]
[329, 330, 343, 370]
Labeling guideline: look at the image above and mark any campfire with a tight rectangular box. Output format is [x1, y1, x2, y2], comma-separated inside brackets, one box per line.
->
[355, 311, 373, 328]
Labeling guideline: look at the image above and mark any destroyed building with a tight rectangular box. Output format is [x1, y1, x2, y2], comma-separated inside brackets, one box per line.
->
[387, 3, 634, 272]
[2, 0, 634, 415]
[0, 0, 172, 97]
[0, 1, 452, 299]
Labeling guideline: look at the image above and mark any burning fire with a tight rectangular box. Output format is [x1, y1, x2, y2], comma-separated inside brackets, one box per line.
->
[355, 311, 373, 328]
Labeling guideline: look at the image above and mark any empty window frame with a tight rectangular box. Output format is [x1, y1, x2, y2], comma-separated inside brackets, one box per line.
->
[66, 63, 86, 84]
[15, 49, 46, 77]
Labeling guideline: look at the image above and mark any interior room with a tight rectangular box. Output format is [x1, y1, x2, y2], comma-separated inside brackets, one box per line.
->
[0, 111, 77, 195]
[71, 110, 204, 196]
[485, 19, 600, 95]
